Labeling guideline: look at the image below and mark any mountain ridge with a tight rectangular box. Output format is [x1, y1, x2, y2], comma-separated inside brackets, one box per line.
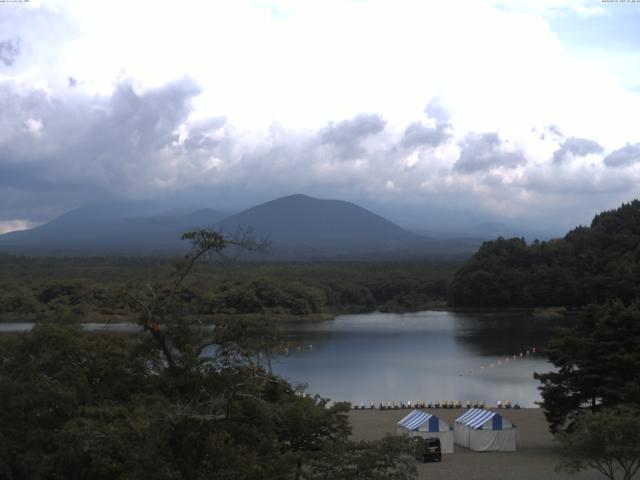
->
[0, 194, 481, 259]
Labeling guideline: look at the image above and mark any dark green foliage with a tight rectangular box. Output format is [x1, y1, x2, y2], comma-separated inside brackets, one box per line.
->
[0, 324, 150, 479]
[556, 406, 640, 480]
[0, 321, 415, 479]
[449, 200, 640, 307]
[0, 230, 417, 480]
[0, 258, 457, 322]
[213, 279, 327, 315]
[324, 282, 376, 313]
[535, 301, 640, 433]
[303, 435, 417, 480]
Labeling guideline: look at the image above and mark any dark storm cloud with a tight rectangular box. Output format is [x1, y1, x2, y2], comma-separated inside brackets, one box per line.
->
[552, 136, 603, 164]
[3, 74, 639, 233]
[402, 121, 450, 148]
[454, 132, 526, 173]
[0, 38, 21, 66]
[603, 143, 640, 168]
[0, 77, 201, 220]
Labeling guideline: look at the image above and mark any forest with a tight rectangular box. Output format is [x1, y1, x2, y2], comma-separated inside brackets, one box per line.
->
[0, 256, 455, 323]
[0, 230, 420, 480]
[448, 200, 640, 307]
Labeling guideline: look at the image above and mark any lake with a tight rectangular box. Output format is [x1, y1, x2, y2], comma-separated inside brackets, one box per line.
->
[0, 310, 561, 407]
[272, 310, 560, 407]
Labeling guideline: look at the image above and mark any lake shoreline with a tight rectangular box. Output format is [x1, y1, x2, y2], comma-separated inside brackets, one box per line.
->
[0, 304, 583, 325]
[3, 311, 555, 409]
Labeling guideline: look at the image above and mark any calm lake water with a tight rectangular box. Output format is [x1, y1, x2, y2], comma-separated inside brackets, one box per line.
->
[0, 310, 562, 407]
[272, 310, 561, 407]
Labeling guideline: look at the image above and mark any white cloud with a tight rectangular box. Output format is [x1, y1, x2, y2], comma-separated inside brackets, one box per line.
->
[491, 0, 607, 17]
[1, 0, 640, 232]
[604, 143, 640, 168]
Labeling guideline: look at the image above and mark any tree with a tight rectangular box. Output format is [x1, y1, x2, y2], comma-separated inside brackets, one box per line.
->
[448, 200, 640, 308]
[303, 435, 417, 480]
[535, 301, 640, 432]
[122, 228, 270, 370]
[0, 323, 150, 479]
[556, 407, 640, 480]
[0, 229, 417, 480]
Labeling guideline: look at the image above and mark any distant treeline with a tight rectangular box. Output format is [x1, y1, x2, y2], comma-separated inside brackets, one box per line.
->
[0, 257, 456, 322]
[448, 200, 640, 307]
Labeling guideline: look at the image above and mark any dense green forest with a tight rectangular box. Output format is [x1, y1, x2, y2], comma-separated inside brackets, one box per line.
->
[448, 200, 640, 307]
[0, 255, 455, 323]
[0, 230, 418, 480]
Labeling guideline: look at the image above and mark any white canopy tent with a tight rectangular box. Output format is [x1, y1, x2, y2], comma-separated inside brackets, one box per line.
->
[396, 410, 454, 454]
[454, 409, 517, 452]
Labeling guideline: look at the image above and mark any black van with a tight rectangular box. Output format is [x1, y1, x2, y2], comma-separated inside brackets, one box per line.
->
[414, 437, 442, 463]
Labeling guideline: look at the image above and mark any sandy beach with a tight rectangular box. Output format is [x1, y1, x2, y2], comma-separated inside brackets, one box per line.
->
[349, 408, 601, 480]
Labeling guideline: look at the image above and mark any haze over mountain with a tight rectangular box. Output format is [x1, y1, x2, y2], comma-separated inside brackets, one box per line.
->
[0, 206, 227, 256]
[0, 194, 486, 259]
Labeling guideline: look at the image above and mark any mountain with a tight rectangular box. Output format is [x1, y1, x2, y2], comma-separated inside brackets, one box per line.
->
[448, 199, 640, 307]
[216, 194, 423, 257]
[0, 206, 226, 255]
[0, 194, 482, 259]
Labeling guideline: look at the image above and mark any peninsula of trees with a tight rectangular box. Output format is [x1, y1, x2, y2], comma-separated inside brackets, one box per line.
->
[448, 200, 640, 307]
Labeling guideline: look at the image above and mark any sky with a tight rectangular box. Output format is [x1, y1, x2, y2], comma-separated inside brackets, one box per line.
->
[1, 0, 640, 235]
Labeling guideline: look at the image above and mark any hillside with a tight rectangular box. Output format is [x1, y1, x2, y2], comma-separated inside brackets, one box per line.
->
[0, 206, 226, 255]
[217, 194, 422, 256]
[0, 194, 483, 259]
[448, 200, 640, 307]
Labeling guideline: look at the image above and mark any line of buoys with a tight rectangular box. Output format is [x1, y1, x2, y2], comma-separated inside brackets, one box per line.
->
[458, 346, 537, 377]
[350, 400, 496, 410]
[349, 399, 523, 410]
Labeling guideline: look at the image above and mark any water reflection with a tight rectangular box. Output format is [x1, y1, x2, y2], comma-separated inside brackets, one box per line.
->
[273, 311, 564, 407]
[0, 311, 564, 407]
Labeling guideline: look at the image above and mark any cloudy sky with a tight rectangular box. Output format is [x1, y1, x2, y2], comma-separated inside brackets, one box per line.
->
[1, 0, 640, 235]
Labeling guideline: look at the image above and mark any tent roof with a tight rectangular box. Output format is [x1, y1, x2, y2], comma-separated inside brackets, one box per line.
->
[455, 409, 512, 430]
[397, 410, 445, 431]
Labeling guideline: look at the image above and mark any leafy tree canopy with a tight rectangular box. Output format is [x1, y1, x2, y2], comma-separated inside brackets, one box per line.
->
[449, 200, 640, 307]
[0, 229, 417, 480]
[556, 406, 640, 480]
[535, 301, 640, 433]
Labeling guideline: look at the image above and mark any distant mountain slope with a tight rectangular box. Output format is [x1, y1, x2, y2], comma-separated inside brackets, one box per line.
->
[0, 194, 483, 259]
[0, 207, 226, 255]
[216, 194, 422, 255]
[448, 200, 640, 307]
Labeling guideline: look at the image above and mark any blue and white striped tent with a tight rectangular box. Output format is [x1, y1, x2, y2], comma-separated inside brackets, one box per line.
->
[454, 409, 516, 451]
[396, 410, 454, 453]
